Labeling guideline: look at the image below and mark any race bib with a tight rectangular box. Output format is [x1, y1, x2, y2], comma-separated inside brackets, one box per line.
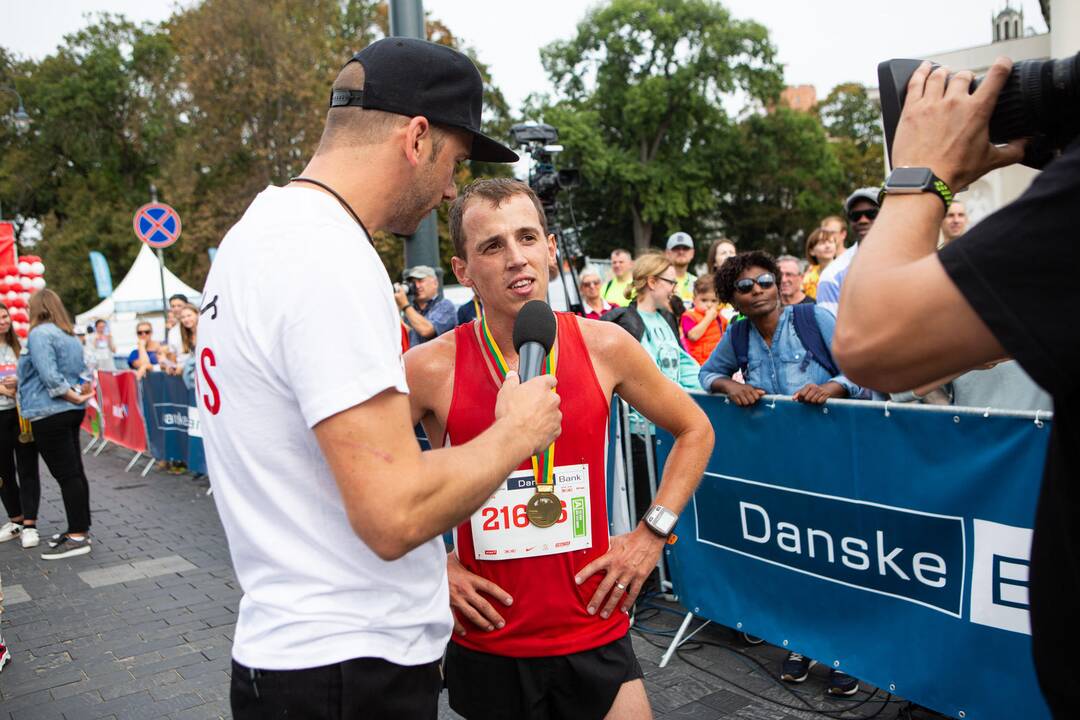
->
[471, 464, 592, 561]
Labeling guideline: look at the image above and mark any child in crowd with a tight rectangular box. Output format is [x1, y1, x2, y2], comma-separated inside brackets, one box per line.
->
[681, 275, 728, 365]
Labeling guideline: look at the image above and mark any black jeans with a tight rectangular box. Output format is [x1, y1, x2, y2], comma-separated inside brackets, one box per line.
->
[31, 408, 90, 534]
[231, 657, 441, 720]
[0, 407, 40, 521]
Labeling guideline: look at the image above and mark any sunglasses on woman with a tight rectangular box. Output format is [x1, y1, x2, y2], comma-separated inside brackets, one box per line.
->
[734, 273, 776, 294]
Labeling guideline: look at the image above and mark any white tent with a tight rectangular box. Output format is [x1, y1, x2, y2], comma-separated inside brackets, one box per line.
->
[76, 244, 201, 354]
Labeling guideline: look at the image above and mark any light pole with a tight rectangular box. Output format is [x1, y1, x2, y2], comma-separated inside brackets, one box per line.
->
[388, 0, 441, 276]
[0, 86, 31, 221]
[0, 86, 30, 134]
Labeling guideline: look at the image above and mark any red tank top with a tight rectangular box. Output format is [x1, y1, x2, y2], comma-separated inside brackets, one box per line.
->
[446, 313, 627, 657]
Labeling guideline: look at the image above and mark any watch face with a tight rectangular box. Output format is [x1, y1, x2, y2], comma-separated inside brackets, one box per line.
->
[888, 167, 933, 189]
[649, 506, 677, 534]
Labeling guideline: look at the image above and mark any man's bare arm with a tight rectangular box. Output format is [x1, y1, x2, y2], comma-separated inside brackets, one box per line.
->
[607, 327, 714, 517]
[315, 372, 560, 562]
[833, 58, 1023, 392]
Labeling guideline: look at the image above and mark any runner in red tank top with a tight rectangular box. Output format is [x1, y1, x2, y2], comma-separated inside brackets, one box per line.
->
[406, 179, 714, 720]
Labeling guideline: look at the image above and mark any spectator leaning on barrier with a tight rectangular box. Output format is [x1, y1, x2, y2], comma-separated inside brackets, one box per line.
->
[128, 320, 173, 379]
[17, 290, 95, 561]
[603, 248, 633, 307]
[681, 274, 727, 365]
[396, 265, 456, 347]
[802, 228, 837, 300]
[665, 232, 697, 304]
[777, 255, 813, 306]
[164, 293, 188, 350]
[816, 188, 880, 317]
[579, 266, 612, 321]
[699, 251, 861, 408]
[0, 302, 41, 550]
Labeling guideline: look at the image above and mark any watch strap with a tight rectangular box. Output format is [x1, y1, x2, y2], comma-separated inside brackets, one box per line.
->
[879, 169, 954, 209]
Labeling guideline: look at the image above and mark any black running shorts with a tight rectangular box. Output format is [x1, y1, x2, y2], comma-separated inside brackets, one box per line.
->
[445, 632, 643, 720]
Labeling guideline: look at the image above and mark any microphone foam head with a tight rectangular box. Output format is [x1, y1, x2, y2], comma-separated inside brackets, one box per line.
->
[513, 300, 557, 355]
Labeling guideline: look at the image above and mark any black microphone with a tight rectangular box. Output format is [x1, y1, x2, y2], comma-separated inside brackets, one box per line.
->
[513, 300, 557, 381]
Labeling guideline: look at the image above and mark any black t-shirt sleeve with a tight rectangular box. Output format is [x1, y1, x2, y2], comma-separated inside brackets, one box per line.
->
[939, 139, 1080, 398]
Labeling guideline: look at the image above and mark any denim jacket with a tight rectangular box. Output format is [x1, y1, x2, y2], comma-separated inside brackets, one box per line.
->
[698, 305, 861, 398]
[17, 323, 88, 421]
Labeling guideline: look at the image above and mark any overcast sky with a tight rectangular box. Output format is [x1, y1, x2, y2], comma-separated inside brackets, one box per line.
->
[0, 0, 1049, 112]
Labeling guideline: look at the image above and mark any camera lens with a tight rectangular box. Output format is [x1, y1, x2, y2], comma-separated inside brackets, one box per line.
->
[978, 53, 1080, 165]
[878, 52, 1080, 170]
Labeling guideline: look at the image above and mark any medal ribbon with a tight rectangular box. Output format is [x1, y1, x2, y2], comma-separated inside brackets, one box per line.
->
[479, 313, 557, 492]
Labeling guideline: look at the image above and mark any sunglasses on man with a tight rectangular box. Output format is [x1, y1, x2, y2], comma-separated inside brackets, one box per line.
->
[137, 329, 152, 336]
[734, 273, 776, 294]
[848, 208, 879, 222]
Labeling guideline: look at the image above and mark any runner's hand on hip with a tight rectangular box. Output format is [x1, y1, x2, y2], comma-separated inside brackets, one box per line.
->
[494, 371, 562, 456]
[447, 552, 512, 636]
[575, 526, 666, 619]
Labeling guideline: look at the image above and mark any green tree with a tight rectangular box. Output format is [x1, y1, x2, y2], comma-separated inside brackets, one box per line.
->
[538, 0, 783, 254]
[719, 107, 845, 254]
[818, 82, 886, 192]
[0, 17, 177, 312]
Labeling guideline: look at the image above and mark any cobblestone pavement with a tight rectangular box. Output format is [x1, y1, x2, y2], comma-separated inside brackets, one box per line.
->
[0, 437, 947, 720]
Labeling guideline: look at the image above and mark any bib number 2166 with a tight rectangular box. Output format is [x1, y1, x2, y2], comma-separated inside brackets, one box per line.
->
[470, 464, 591, 561]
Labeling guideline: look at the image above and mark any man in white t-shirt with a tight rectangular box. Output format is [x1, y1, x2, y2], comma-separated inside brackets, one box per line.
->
[196, 38, 562, 720]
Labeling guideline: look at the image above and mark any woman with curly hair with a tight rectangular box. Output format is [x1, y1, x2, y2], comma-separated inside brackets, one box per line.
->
[698, 250, 862, 408]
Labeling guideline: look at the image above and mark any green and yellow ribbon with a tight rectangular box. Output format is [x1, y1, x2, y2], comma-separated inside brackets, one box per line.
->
[479, 313, 557, 492]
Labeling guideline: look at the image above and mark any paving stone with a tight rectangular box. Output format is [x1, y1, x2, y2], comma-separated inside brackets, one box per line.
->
[0, 435, 942, 720]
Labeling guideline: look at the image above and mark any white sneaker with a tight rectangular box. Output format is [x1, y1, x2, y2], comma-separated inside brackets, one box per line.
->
[20, 527, 39, 548]
[0, 522, 21, 543]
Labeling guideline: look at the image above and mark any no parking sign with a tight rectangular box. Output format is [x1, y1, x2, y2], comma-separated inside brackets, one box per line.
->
[133, 203, 182, 249]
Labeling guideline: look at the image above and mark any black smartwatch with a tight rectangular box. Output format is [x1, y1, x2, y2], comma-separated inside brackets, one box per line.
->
[879, 167, 953, 210]
[644, 505, 678, 539]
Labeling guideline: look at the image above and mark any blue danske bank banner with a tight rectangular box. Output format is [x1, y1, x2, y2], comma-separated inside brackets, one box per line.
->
[139, 373, 207, 475]
[655, 394, 1050, 720]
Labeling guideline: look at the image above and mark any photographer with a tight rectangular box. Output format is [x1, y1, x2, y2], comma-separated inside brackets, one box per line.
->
[833, 57, 1077, 716]
[395, 265, 456, 346]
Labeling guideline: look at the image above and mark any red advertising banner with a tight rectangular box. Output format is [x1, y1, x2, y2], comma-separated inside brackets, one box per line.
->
[97, 371, 147, 452]
[0, 222, 15, 269]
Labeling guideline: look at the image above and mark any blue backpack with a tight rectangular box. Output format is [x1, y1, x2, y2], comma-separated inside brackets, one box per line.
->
[728, 304, 839, 378]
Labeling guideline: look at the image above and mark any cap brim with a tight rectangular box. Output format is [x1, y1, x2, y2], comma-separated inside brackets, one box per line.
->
[469, 131, 519, 163]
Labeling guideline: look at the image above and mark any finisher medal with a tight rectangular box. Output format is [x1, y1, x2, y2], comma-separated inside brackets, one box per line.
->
[526, 489, 561, 528]
[479, 313, 559, 528]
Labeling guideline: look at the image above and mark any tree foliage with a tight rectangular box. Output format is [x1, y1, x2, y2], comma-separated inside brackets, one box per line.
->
[538, 0, 783, 253]
[0, 0, 512, 312]
[719, 108, 845, 254]
[818, 82, 886, 192]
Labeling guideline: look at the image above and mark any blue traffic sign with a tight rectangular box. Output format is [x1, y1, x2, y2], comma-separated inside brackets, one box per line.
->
[133, 203, 182, 249]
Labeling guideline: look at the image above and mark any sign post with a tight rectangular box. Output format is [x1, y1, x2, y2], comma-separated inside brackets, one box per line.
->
[132, 200, 182, 343]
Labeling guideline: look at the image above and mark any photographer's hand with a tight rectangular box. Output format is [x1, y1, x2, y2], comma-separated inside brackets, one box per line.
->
[394, 287, 410, 311]
[892, 58, 1026, 190]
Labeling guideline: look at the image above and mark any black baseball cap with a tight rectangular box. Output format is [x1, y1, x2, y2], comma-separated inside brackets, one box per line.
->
[330, 38, 518, 164]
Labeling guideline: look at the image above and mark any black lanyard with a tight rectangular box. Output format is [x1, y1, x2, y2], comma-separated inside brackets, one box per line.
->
[289, 176, 374, 245]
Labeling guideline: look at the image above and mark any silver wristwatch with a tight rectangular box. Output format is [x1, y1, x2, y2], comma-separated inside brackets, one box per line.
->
[644, 505, 678, 538]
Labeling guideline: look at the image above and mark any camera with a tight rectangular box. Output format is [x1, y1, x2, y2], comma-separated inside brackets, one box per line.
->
[393, 281, 418, 305]
[508, 121, 584, 314]
[878, 52, 1080, 169]
[509, 122, 580, 211]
